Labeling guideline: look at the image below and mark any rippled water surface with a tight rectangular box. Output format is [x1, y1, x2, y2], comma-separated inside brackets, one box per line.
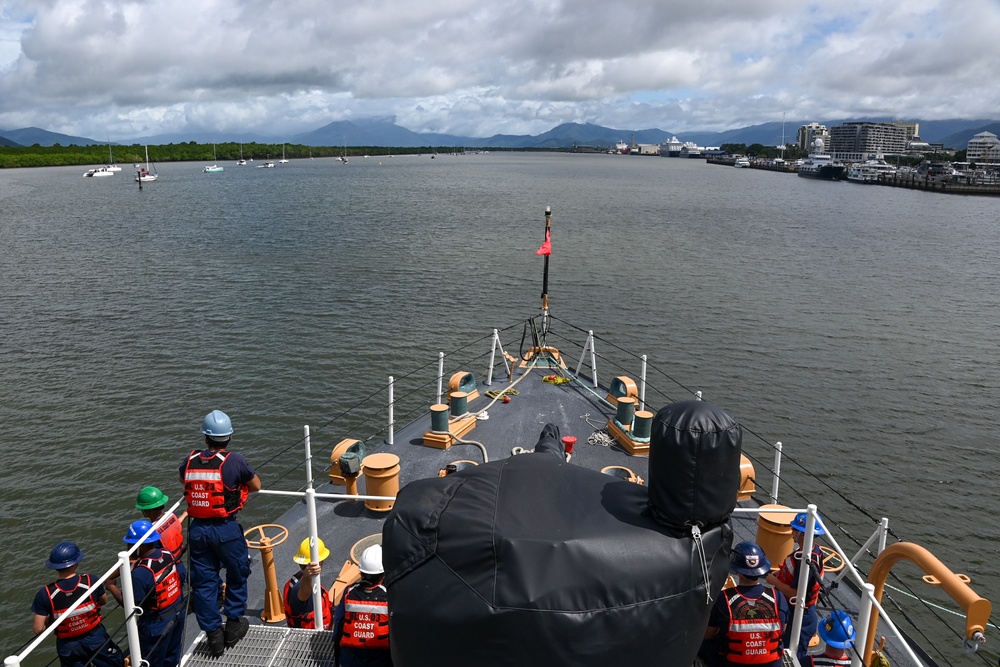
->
[2, 154, 997, 662]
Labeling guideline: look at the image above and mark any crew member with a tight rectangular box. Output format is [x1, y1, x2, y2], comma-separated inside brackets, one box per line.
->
[283, 537, 333, 629]
[334, 545, 391, 667]
[703, 541, 789, 667]
[810, 610, 855, 667]
[31, 541, 124, 667]
[766, 512, 826, 664]
[135, 486, 185, 561]
[179, 409, 261, 657]
[106, 520, 186, 667]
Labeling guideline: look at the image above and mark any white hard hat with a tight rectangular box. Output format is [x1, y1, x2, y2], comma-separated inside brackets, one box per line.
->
[359, 544, 384, 575]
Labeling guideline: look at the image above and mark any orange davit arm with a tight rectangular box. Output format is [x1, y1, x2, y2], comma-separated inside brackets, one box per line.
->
[865, 542, 991, 663]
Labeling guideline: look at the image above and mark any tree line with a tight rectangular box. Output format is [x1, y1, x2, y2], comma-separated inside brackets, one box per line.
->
[0, 142, 478, 168]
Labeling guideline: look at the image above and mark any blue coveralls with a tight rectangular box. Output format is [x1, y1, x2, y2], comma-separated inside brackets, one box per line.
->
[188, 518, 251, 631]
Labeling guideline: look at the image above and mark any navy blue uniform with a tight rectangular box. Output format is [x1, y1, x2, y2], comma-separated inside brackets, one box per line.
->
[130, 550, 186, 667]
[32, 575, 124, 667]
[180, 449, 256, 632]
[704, 584, 790, 667]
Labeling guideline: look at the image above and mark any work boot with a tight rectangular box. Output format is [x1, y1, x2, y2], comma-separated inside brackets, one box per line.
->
[224, 616, 249, 649]
[206, 628, 225, 658]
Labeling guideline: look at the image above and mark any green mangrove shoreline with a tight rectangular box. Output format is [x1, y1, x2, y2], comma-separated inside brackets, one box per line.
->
[0, 142, 502, 169]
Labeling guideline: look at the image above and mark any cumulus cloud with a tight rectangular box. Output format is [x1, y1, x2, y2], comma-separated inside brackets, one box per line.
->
[0, 0, 998, 138]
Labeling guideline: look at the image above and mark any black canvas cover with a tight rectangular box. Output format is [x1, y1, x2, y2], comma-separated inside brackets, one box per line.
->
[647, 400, 743, 531]
[383, 415, 738, 667]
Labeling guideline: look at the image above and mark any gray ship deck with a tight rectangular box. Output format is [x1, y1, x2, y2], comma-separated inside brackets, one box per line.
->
[180, 332, 945, 667]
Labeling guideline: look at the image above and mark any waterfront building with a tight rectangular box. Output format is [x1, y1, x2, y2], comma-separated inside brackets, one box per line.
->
[828, 121, 912, 162]
[966, 131, 1000, 165]
[797, 123, 829, 151]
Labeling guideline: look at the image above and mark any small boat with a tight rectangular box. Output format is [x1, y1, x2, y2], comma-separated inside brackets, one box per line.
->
[104, 137, 121, 172]
[847, 154, 897, 184]
[257, 161, 275, 168]
[237, 143, 247, 166]
[734, 156, 751, 168]
[134, 146, 158, 182]
[203, 143, 224, 173]
[83, 166, 114, 178]
[279, 144, 289, 164]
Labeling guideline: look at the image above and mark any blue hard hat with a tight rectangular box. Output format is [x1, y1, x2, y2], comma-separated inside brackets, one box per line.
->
[46, 541, 85, 570]
[123, 519, 162, 545]
[791, 512, 826, 535]
[818, 610, 856, 649]
[201, 409, 234, 438]
[731, 541, 771, 577]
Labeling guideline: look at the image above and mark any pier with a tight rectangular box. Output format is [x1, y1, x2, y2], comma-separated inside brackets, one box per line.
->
[874, 173, 1000, 196]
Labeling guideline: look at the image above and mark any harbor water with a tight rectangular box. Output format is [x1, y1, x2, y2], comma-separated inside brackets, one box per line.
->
[1, 153, 997, 663]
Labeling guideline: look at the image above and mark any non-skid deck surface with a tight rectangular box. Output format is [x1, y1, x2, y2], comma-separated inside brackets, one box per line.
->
[184, 626, 336, 667]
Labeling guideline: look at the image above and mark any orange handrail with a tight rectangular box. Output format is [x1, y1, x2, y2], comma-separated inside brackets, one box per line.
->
[865, 542, 990, 664]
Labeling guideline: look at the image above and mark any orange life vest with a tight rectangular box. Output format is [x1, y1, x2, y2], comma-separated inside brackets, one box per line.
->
[283, 572, 333, 630]
[340, 583, 389, 650]
[777, 545, 824, 607]
[45, 574, 103, 639]
[183, 450, 249, 519]
[723, 587, 783, 664]
[156, 513, 184, 560]
[134, 551, 182, 613]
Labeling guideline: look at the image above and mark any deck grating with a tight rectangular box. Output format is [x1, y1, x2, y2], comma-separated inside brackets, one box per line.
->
[182, 626, 337, 667]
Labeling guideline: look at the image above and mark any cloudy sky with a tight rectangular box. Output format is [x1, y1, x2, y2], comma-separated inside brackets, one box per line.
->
[1, 0, 998, 140]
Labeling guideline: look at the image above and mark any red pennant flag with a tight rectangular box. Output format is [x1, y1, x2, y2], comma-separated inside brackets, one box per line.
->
[535, 229, 552, 256]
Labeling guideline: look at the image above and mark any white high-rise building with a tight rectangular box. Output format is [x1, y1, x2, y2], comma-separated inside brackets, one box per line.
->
[797, 123, 829, 152]
[966, 131, 1000, 165]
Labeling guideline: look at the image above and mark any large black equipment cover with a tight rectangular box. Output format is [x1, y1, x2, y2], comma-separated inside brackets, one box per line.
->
[383, 402, 741, 667]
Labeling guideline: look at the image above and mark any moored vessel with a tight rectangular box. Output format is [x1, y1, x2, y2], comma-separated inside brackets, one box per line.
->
[798, 139, 846, 181]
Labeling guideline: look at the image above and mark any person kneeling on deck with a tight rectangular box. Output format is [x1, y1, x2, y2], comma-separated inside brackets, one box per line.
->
[766, 512, 826, 664]
[31, 541, 124, 667]
[809, 610, 855, 667]
[135, 485, 185, 562]
[702, 542, 789, 667]
[106, 520, 186, 667]
[284, 537, 333, 630]
[179, 409, 261, 657]
[334, 545, 391, 667]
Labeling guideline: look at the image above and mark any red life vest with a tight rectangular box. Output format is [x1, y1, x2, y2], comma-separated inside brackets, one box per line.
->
[155, 513, 184, 560]
[45, 574, 103, 639]
[723, 587, 783, 664]
[134, 551, 182, 613]
[282, 572, 333, 630]
[183, 449, 249, 519]
[340, 583, 389, 650]
[777, 545, 824, 607]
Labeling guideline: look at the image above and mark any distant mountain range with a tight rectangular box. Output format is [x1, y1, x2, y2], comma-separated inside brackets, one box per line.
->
[3, 118, 999, 151]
